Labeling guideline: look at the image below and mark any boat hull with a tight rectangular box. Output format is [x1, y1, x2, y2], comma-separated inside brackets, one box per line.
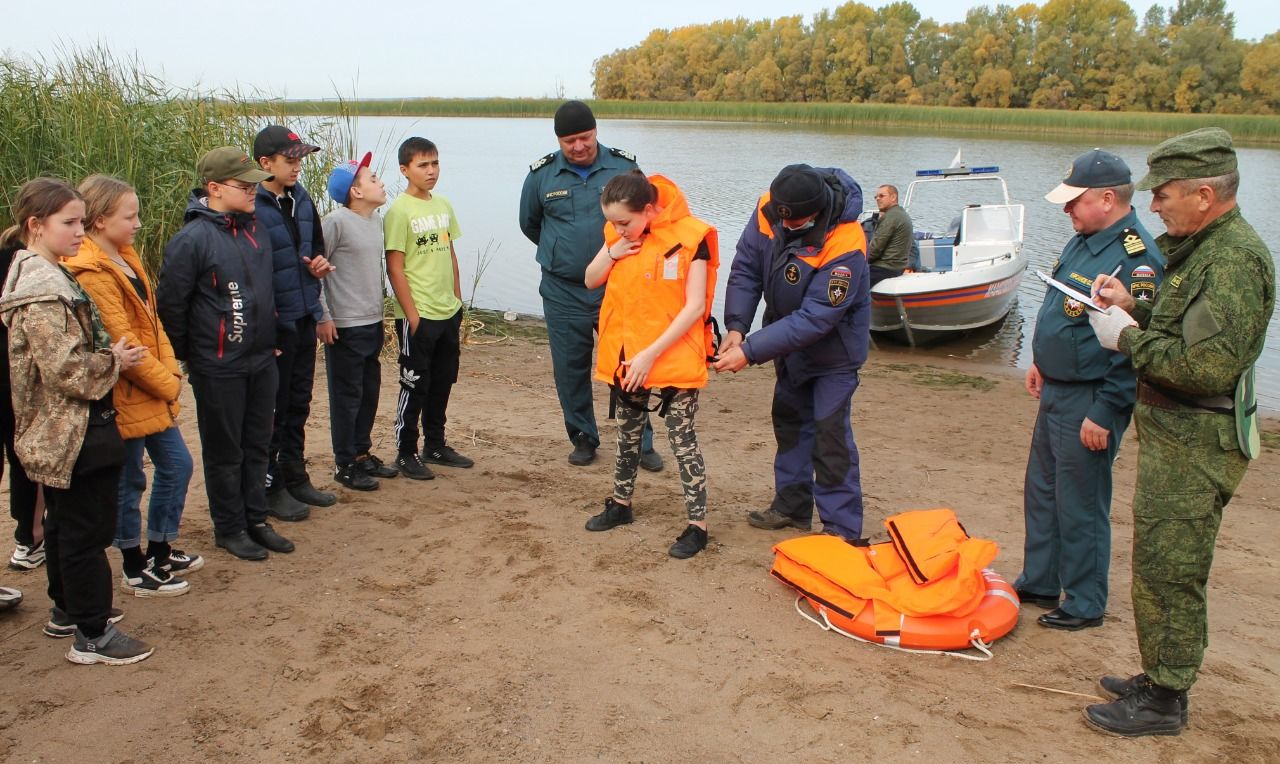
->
[871, 259, 1026, 344]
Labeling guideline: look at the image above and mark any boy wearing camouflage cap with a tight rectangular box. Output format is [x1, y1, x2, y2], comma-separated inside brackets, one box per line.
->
[1087, 127, 1275, 736]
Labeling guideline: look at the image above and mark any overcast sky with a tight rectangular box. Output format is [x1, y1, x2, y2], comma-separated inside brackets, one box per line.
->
[2, 1, 1275, 99]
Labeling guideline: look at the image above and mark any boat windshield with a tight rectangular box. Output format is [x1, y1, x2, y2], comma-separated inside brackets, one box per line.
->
[960, 205, 1023, 244]
[906, 177, 1009, 235]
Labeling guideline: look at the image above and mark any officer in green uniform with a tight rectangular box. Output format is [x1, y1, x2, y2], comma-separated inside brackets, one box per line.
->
[518, 101, 659, 469]
[1017, 149, 1164, 632]
[1086, 128, 1275, 736]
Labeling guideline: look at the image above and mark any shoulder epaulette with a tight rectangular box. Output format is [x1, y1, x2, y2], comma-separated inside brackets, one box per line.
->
[609, 147, 637, 163]
[529, 153, 555, 173]
[1120, 227, 1148, 257]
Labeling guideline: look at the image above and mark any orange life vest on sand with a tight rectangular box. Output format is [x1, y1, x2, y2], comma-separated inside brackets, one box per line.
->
[770, 508, 1020, 652]
[596, 175, 719, 391]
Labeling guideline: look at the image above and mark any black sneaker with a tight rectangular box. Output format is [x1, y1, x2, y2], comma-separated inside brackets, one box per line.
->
[160, 549, 204, 575]
[669, 525, 708, 559]
[66, 623, 153, 665]
[639, 449, 664, 472]
[568, 434, 596, 466]
[357, 453, 399, 478]
[44, 606, 125, 639]
[423, 445, 474, 469]
[1100, 673, 1189, 725]
[585, 498, 634, 532]
[120, 560, 190, 598]
[396, 453, 435, 480]
[1084, 676, 1186, 737]
[336, 463, 379, 491]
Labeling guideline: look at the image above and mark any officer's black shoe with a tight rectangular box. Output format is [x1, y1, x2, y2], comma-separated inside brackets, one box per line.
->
[1014, 588, 1060, 609]
[1084, 676, 1185, 737]
[248, 523, 295, 554]
[668, 524, 708, 559]
[335, 463, 379, 492]
[1099, 673, 1189, 725]
[746, 508, 812, 531]
[1037, 608, 1103, 631]
[568, 434, 596, 467]
[639, 448, 664, 472]
[585, 498, 633, 532]
[215, 531, 269, 561]
[356, 453, 399, 478]
[266, 488, 310, 522]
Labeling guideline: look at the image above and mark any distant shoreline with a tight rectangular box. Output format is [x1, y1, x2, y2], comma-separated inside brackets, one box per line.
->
[275, 98, 1280, 145]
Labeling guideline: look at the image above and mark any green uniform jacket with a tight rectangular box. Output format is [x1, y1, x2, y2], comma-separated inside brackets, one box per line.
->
[1120, 207, 1274, 397]
[867, 204, 912, 272]
[518, 144, 639, 290]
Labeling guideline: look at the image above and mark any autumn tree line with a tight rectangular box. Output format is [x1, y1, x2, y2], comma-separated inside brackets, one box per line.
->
[591, 0, 1280, 114]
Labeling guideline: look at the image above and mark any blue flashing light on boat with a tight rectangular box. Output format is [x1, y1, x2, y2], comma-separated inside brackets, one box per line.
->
[915, 165, 1001, 177]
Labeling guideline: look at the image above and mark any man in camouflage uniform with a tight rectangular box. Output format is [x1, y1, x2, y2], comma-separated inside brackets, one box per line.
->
[1086, 128, 1275, 736]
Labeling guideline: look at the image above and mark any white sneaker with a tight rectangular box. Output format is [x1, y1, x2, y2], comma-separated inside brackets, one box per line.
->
[0, 585, 21, 611]
[8, 540, 45, 571]
[120, 561, 189, 598]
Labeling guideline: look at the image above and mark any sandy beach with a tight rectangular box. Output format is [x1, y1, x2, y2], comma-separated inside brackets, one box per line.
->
[1, 334, 1277, 763]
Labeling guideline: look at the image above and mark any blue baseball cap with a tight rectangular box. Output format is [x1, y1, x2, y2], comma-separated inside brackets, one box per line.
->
[1045, 148, 1132, 204]
[327, 152, 373, 205]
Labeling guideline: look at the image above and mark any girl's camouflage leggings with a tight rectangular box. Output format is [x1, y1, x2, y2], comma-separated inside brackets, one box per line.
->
[612, 387, 706, 522]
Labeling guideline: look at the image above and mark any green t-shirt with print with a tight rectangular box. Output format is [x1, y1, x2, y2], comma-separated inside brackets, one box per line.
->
[383, 192, 463, 320]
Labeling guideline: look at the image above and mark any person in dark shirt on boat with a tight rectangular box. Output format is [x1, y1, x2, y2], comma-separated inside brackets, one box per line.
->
[866, 185, 912, 285]
[1016, 149, 1164, 634]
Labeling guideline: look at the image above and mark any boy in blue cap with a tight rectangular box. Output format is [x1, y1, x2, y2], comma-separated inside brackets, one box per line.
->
[320, 154, 399, 490]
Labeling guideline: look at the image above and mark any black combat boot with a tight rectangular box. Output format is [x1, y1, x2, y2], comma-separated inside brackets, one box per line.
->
[1099, 673, 1189, 725]
[266, 486, 310, 522]
[1084, 675, 1186, 737]
[280, 460, 336, 507]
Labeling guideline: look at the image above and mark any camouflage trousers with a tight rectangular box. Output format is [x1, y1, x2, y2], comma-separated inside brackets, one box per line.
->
[613, 387, 706, 522]
[1131, 404, 1248, 691]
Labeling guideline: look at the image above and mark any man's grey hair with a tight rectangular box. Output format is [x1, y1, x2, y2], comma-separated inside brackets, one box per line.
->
[1102, 183, 1134, 205]
[1173, 171, 1239, 202]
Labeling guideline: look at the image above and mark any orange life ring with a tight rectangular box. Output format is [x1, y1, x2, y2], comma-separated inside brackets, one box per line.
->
[790, 569, 1020, 651]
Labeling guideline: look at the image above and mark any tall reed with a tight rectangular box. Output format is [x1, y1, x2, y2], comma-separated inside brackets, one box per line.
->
[0, 46, 357, 273]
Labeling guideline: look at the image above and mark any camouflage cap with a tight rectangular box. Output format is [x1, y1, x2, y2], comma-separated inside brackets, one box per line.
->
[1135, 127, 1237, 191]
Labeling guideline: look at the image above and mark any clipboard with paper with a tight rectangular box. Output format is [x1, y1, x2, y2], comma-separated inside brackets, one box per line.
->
[1034, 271, 1106, 312]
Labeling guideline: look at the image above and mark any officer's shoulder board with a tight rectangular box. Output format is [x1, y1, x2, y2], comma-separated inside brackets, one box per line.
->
[529, 153, 555, 173]
[1120, 227, 1148, 257]
[609, 147, 637, 163]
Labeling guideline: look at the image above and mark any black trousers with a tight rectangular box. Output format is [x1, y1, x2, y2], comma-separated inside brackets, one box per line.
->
[269, 316, 317, 485]
[190, 365, 277, 536]
[3, 431, 40, 547]
[394, 310, 461, 456]
[325, 322, 383, 466]
[868, 265, 904, 287]
[44, 422, 124, 638]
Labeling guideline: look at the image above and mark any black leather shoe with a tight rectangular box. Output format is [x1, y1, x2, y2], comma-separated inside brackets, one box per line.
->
[356, 454, 399, 478]
[287, 478, 337, 508]
[585, 498, 633, 531]
[747, 508, 812, 531]
[1099, 673, 1189, 724]
[248, 523, 295, 554]
[267, 489, 310, 522]
[1015, 588, 1060, 609]
[1037, 607, 1103, 631]
[639, 449, 664, 472]
[215, 531, 268, 561]
[335, 463, 379, 491]
[1084, 676, 1185, 737]
[568, 434, 596, 466]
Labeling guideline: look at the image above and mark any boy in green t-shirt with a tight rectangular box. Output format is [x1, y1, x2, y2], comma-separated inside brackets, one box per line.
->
[384, 137, 473, 478]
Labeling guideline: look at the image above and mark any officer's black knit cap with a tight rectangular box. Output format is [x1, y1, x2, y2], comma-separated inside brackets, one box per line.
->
[554, 100, 597, 138]
[769, 164, 828, 220]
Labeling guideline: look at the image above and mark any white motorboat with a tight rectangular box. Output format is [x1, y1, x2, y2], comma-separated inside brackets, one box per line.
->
[868, 156, 1026, 345]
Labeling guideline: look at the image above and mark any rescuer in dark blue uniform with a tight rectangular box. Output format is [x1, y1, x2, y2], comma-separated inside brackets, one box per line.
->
[715, 165, 871, 540]
[1017, 149, 1164, 631]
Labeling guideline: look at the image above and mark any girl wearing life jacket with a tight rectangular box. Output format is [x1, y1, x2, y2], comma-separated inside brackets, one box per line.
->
[583, 171, 718, 559]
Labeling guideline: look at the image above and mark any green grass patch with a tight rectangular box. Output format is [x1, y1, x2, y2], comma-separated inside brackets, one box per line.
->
[278, 98, 1280, 145]
[1260, 429, 1280, 452]
[880, 363, 996, 391]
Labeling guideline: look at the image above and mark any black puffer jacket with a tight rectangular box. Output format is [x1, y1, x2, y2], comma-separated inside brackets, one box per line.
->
[157, 190, 276, 377]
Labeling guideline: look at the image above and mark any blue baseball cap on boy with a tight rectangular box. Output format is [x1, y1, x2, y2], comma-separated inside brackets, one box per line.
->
[327, 152, 373, 205]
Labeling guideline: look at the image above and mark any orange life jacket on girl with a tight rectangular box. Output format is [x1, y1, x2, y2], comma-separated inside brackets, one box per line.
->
[595, 175, 719, 390]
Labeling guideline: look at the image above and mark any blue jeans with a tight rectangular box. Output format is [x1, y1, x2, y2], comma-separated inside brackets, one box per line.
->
[114, 425, 194, 548]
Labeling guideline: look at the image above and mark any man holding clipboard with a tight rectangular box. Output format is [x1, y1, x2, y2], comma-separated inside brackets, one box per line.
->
[1015, 149, 1164, 635]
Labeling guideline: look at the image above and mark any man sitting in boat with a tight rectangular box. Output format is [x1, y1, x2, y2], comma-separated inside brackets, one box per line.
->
[1016, 148, 1164, 632]
[713, 164, 871, 541]
[866, 184, 912, 286]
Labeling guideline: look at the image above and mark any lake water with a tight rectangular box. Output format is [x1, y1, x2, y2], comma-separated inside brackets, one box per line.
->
[342, 116, 1280, 407]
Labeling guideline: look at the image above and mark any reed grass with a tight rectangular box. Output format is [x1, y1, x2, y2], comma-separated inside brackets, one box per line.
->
[280, 97, 1280, 144]
[0, 46, 357, 274]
